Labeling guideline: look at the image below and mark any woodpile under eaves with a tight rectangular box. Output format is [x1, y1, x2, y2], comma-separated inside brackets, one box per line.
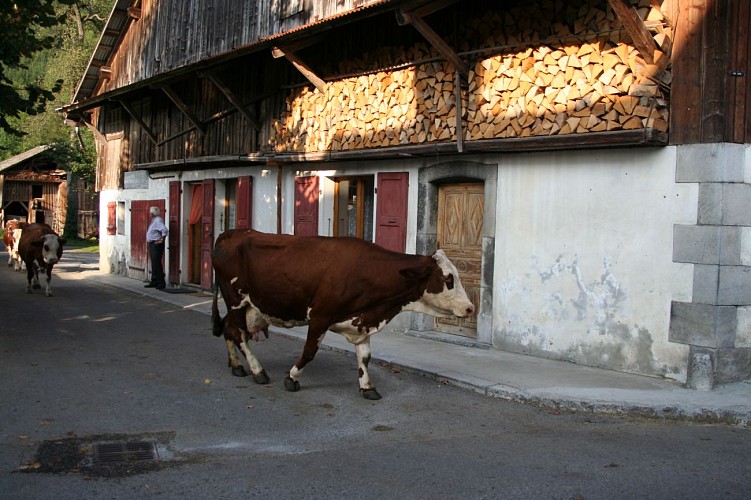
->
[269, 0, 671, 153]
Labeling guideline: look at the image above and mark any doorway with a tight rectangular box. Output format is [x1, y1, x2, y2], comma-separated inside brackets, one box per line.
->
[333, 176, 374, 240]
[436, 183, 484, 338]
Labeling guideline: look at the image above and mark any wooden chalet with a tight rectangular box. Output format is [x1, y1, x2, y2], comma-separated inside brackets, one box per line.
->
[62, 0, 751, 387]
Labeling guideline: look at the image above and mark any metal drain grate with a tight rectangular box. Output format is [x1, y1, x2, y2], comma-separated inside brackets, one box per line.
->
[93, 441, 158, 465]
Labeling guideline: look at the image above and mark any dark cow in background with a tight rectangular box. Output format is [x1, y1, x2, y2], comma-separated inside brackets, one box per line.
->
[4, 220, 28, 268]
[212, 230, 474, 400]
[18, 223, 66, 296]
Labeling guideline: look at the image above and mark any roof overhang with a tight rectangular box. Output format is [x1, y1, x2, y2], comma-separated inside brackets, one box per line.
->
[61, 0, 407, 121]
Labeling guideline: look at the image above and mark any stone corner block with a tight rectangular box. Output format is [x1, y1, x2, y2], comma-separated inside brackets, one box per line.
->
[676, 143, 746, 183]
[669, 302, 737, 348]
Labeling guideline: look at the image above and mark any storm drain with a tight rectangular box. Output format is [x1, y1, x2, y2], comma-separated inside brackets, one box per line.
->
[20, 433, 176, 478]
[93, 441, 158, 465]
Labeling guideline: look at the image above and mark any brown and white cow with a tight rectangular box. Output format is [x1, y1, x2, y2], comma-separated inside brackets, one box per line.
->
[211, 230, 474, 400]
[18, 223, 66, 296]
[4, 220, 28, 268]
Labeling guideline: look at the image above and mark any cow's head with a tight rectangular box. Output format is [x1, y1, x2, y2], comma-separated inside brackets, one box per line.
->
[32, 234, 66, 264]
[403, 250, 474, 319]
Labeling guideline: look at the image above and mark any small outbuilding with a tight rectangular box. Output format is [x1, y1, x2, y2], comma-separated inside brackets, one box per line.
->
[0, 145, 98, 237]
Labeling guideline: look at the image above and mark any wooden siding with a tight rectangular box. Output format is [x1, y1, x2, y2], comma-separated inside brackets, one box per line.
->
[1, 179, 66, 233]
[101, 0, 387, 92]
[669, 0, 751, 144]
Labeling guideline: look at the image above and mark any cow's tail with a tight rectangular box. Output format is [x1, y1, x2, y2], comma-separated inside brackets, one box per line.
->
[211, 281, 223, 337]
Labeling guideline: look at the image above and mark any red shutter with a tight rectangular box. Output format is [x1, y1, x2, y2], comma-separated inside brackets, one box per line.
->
[200, 179, 214, 290]
[130, 202, 149, 276]
[236, 176, 252, 229]
[168, 181, 181, 285]
[294, 176, 319, 237]
[106, 201, 116, 235]
[375, 172, 408, 253]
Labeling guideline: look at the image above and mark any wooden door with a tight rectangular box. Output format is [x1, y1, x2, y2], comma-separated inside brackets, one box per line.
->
[375, 172, 408, 253]
[200, 179, 214, 290]
[130, 199, 165, 281]
[168, 181, 181, 285]
[294, 176, 319, 236]
[436, 183, 483, 337]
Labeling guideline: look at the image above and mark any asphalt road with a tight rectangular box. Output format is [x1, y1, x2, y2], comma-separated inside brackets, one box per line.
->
[0, 252, 749, 499]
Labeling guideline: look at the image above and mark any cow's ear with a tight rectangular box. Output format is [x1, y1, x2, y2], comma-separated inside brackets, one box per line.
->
[31, 240, 44, 248]
[400, 265, 431, 282]
[58, 238, 67, 245]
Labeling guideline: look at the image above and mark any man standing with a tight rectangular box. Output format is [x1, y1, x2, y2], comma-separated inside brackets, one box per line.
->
[145, 206, 168, 289]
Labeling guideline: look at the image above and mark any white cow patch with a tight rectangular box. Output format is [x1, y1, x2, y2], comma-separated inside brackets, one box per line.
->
[329, 317, 387, 345]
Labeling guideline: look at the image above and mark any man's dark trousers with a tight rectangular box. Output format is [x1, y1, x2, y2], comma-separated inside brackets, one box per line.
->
[148, 241, 166, 288]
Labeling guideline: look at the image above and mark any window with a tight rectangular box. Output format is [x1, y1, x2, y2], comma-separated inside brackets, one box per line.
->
[117, 202, 125, 235]
[333, 176, 374, 241]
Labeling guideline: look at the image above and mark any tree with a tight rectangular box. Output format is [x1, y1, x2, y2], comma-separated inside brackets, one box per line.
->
[0, 1, 108, 173]
[0, 0, 76, 137]
[1, 1, 109, 238]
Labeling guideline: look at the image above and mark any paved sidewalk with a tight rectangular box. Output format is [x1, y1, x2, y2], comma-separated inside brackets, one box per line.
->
[63, 250, 751, 427]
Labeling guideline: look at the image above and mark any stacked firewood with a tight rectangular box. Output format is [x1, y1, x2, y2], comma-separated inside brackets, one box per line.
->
[270, 0, 671, 153]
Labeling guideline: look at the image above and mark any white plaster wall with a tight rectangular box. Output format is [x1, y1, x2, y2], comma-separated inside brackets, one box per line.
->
[98, 176, 169, 277]
[493, 147, 697, 381]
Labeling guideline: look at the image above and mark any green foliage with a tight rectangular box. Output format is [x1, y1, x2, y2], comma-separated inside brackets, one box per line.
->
[0, 0, 109, 181]
[0, 0, 75, 137]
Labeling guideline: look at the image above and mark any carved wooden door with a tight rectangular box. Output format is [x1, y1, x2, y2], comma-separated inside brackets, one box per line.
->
[436, 183, 483, 337]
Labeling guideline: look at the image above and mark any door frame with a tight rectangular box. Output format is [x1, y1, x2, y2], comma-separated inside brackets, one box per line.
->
[416, 160, 497, 345]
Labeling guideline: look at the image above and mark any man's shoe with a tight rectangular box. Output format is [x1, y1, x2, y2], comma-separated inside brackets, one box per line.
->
[156, 284, 166, 290]
[144, 283, 157, 288]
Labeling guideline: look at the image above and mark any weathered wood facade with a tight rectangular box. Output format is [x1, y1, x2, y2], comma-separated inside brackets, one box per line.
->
[0, 146, 99, 238]
[0, 146, 67, 234]
[63, 0, 751, 387]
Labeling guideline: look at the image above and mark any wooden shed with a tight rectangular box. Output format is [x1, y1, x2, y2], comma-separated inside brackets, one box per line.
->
[0, 145, 99, 238]
[0, 146, 67, 233]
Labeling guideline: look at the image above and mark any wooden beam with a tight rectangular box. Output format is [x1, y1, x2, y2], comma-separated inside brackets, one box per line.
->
[117, 99, 157, 144]
[272, 47, 326, 93]
[158, 84, 205, 135]
[607, 0, 658, 64]
[202, 72, 261, 130]
[397, 11, 468, 76]
[270, 34, 327, 58]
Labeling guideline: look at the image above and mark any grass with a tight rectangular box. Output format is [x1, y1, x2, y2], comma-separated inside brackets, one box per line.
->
[1, 230, 98, 253]
[63, 237, 99, 253]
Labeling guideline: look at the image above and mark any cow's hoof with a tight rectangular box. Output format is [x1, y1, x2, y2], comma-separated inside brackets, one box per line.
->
[284, 376, 301, 392]
[253, 370, 270, 385]
[361, 388, 382, 400]
[231, 366, 249, 377]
